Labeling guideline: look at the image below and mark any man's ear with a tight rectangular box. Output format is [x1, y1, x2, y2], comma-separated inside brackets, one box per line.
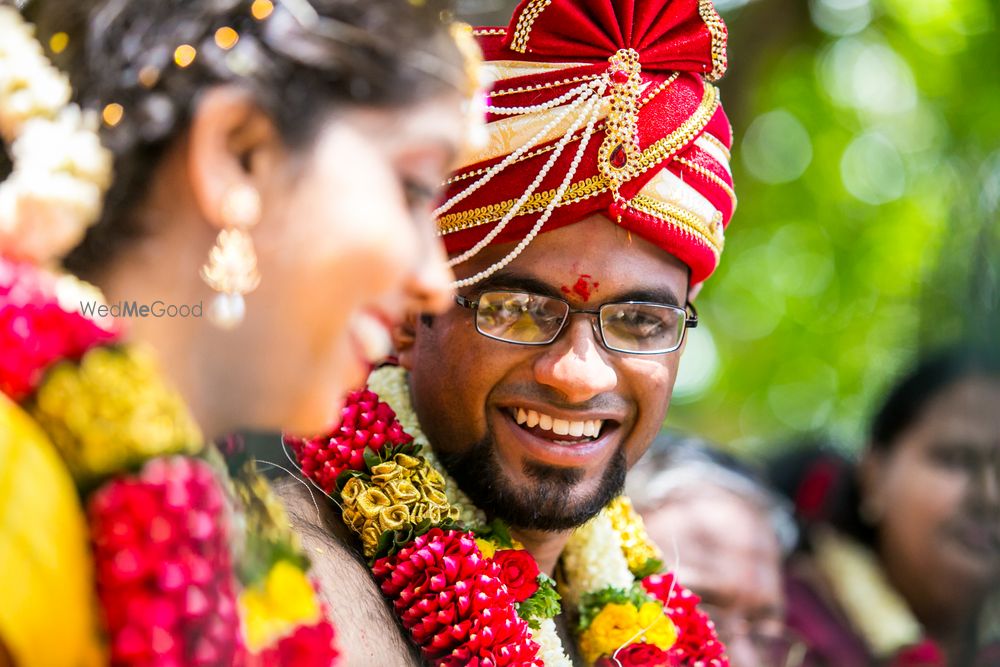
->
[394, 311, 419, 370]
[688, 281, 704, 302]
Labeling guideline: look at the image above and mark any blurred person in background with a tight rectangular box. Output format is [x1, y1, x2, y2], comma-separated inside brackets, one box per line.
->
[0, 0, 473, 663]
[770, 347, 1000, 667]
[628, 433, 805, 667]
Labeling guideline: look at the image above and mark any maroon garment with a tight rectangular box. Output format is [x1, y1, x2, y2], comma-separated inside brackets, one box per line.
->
[784, 566, 874, 667]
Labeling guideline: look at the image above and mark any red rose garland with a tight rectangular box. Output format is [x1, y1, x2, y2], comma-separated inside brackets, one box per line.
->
[493, 549, 541, 602]
[595, 643, 678, 667]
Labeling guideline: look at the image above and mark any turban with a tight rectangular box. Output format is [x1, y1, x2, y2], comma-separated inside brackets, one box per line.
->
[436, 0, 735, 287]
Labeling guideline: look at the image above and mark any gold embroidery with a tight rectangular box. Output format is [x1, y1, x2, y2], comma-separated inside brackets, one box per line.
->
[510, 0, 552, 53]
[698, 131, 731, 161]
[673, 155, 737, 211]
[472, 27, 506, 37]
[436, 174, 609, 235]
[627, 194, 724, 254]
[598, 49, 643, 199]
[698, 0, 728, 82]
[620, 84, 719, 181]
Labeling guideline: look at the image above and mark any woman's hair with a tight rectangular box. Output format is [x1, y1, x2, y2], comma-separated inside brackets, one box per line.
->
[870, 345, 1000, 450]
[17, 0, 461, 275]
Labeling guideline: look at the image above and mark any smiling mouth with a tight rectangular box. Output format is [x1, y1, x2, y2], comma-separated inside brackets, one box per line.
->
[508, 407, 609, 445]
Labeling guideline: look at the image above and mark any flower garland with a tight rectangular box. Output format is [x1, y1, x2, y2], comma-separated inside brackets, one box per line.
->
[0, 6, 113, 264]
[289, 365, 729, 666]
[0, 256, 340, 666]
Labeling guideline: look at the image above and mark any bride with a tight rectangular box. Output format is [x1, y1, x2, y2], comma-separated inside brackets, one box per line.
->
[0, 0, 476, 664]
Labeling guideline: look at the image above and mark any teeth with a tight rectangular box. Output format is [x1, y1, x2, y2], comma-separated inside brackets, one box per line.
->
[351, 311, 392, 363]
[514, 408, 605, 439]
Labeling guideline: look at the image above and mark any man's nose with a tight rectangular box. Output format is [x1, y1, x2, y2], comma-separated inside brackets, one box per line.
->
[533, 316, 617, 404]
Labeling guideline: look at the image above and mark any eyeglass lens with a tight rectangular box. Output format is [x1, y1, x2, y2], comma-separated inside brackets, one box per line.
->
[473, 291, 685, 353]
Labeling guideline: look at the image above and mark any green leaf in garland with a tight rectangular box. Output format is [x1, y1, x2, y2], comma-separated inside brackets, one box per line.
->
[577, 584, 659, 632]
[368, 518, 465, 564]
[516, 574, 561, 630]
[473, 518, 516, 549]
[631, 556, 663, 580]
[362, 445, 381, 471]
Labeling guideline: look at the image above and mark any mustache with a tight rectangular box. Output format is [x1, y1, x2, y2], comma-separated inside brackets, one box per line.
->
[491, 382, 629, 414]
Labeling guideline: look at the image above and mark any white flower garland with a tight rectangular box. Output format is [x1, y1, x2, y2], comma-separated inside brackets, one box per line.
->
[560, 509, 636, 609]
[0, 6, 113, 264]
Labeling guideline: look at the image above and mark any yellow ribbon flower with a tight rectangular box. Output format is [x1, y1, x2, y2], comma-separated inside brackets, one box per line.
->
[341, 452, 459, 557]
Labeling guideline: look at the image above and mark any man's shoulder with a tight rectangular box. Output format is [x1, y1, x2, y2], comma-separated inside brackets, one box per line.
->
[271, 477, 421, 666]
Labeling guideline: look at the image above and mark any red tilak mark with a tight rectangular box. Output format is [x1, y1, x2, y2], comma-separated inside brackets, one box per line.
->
[560, 274, 599, 302]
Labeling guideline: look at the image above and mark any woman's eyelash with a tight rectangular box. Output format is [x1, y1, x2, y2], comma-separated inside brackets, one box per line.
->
[403, 179, 437, 205]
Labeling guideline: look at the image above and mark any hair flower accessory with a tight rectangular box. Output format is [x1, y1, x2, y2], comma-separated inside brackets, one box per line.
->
[0, 6, 113, 264]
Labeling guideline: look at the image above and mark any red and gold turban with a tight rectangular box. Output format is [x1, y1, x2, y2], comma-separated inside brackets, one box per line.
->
[437, 0, 734, 287]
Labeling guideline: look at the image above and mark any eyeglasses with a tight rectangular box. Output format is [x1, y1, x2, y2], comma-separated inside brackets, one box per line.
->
[454, 290, 697, 355]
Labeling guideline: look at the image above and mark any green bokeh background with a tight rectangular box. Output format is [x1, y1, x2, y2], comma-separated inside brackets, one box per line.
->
[458, 0, 999, 454]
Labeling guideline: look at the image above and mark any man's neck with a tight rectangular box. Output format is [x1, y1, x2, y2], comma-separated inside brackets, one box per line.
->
[509, 526, 574, 576]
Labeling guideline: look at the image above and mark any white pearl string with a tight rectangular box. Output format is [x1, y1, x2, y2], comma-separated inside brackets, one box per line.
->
[485, 79, 600, 116]
[433, 83, 594, 218]
[448, 84, 602, 268]
[453, 91, 604, 288]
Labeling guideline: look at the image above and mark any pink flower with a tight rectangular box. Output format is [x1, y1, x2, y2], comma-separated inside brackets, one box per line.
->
[595, 643, 678, 667]
[373, 529, 542, 666]
[254, 618, 339, 667]
[0, 257, 117, 401]
[88, 456, 243, 666]
[492, 549, 540, 603]
[642, 573, 729, 666]
[287, 388, 413, 493]
[892, 639, 946, 667]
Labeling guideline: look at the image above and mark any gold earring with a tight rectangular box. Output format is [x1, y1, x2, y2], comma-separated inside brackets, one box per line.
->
[200, 184, 261, 329]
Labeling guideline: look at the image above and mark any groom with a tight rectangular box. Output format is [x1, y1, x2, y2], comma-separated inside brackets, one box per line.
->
[280, 1, 738, 663]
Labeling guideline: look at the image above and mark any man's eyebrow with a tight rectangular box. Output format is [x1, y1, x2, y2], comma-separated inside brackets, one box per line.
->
[468, 272, 564, 299]
[465, 271, 683, 306]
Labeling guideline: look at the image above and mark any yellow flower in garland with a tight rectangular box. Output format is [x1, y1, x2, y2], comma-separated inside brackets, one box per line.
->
[341, 452, 459, 557]
[578, 601, 677, 664]
[239, 560, 321, 652]
[606, 495, 663, 577]
[29, 345, 201, 482]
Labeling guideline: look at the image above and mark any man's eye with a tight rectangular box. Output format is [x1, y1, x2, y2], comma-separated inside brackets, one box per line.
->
[403, 179, 437, 211]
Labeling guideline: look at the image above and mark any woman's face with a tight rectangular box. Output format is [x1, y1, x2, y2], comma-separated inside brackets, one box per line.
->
[237, 94, 464, 435]
[865, 375, 1000, 615]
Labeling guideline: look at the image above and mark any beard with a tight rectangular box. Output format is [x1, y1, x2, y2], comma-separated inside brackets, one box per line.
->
[436, 432, 627, 531]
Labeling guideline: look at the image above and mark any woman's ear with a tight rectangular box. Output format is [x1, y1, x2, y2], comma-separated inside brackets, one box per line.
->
[858, 447, 887, 524]
[186, 86, 283, 230]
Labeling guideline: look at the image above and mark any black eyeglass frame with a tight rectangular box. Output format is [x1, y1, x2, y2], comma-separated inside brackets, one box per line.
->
[454, 290, 698, 355]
